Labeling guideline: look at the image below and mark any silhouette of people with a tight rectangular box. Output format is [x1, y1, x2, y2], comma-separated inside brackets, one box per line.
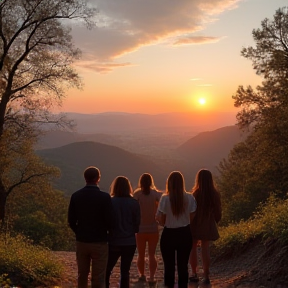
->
[106, 176, 141, 288]
[68, 166, 113, 288]
[156, 171, 197, 288]
[133, 173, 163, 284]
[189, 169, 222, 285]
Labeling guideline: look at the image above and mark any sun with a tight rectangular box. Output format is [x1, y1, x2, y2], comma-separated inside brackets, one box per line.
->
[198, 98, 206, 105]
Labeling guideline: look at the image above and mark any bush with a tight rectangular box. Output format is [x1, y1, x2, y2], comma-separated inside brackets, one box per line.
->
[0, 234, 63, 287]
[214, 195, 288, 256]
[0, 274, 12, 288]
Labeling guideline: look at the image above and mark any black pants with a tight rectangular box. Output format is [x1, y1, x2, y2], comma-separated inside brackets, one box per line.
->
[160, 225, 192, 288]
[105, 244, 136, 288]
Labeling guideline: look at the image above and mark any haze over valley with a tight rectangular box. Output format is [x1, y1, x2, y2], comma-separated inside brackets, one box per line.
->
[37, 112, 248, 194]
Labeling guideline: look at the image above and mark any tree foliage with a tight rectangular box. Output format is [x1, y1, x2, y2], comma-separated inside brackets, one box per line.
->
[0, 0, 97, 223]
[8, 186, 74, 250]
[0, 130, 60, 223]
[217, 7, 288, 224]
[233, 7, 288, 128]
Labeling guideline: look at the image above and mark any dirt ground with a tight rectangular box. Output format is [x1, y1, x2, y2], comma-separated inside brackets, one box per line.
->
[53, 238, 288, 288]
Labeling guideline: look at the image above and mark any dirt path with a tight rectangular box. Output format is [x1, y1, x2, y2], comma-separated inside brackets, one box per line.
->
[53, 233, 288, 288]
[53, 248, 255, 288]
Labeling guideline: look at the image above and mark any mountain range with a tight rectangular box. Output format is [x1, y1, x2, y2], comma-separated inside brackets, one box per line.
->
[63, 111, 237, 133]
[37, 113, 249, 195]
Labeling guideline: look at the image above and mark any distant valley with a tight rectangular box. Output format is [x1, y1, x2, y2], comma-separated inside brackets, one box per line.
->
[37, 112, 248, 195]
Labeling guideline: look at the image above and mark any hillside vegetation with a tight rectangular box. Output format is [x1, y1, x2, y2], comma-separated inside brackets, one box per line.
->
[37, 141, 168, 194]
[211, 196, 288, 287]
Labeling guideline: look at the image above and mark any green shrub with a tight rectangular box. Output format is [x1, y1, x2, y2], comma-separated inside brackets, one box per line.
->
[0, 274, 11, 288]
[0, 234, 63, 287]
[214, 195, 288, 256]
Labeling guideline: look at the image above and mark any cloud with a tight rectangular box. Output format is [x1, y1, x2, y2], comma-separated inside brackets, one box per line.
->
[71, 0, 243, 72]
[189, 78, 212, 86]
[190, 78, 203, 81]
[75, 60, 133, 73]
[173, 36, 222, 46]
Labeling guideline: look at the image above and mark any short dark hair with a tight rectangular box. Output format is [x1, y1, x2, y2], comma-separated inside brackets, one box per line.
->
[84, 166, 100, 183]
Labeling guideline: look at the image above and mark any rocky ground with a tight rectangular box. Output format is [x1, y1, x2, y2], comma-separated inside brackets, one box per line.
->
[53, 237, 288, 288]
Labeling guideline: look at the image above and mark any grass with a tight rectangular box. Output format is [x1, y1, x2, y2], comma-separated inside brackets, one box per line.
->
[214, 195, 288, 256]
[0, 233, 63, 287]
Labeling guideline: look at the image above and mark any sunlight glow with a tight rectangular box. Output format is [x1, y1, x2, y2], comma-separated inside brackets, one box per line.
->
[198, 98, 206, 105]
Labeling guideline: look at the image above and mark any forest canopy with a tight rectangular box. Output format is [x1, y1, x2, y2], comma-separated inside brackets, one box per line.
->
[217, 7, 288, 224]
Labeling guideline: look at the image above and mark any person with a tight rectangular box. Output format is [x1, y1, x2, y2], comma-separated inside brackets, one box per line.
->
[156, 171, 197, 288]
[189, 169, 222, 285]
[106, 176, 141, 288]
[68, 166, 113, 288]
[133, 173, 162, 284]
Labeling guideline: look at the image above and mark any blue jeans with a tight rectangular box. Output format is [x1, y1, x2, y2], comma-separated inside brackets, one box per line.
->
[105, 244, 136, 288]
[160, 225, 192, 288]
[76, 241, 108, 288]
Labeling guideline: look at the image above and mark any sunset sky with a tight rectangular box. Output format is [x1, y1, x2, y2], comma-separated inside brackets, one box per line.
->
[59, 0, 286, 118]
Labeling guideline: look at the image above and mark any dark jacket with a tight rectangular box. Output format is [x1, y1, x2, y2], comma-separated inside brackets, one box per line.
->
[68, 185, 112, 243]
[109, 197, 140, 246]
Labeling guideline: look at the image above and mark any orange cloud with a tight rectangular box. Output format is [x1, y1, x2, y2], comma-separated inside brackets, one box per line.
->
[71, 0, 242, 72]
[75, 61, 133, 73]
[173, 36, 222, 45]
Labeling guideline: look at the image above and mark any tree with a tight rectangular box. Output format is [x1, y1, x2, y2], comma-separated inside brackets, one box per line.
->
[0, 129, 61, 227]
[8, 186, 74, 250]
[217, 127, 288, 223]
[217, 7, 288, 223]
[233, 7, 288, 128]
[0, 0, 97, 224]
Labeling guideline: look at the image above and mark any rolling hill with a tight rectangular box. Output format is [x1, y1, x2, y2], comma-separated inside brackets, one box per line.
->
[36, 125, 249, 195]
[176, 125, 250, 173]
[36, 130, 123, 150]
[37, 141, 169, 195]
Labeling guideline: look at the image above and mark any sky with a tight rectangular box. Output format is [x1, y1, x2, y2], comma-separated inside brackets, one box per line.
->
[59, 0, 287, 119]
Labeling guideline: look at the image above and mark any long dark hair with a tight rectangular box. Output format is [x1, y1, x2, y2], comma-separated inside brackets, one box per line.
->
[192, 169, 218, 222]
[137, 173, 156, 195]
[166, 171, 187, 218]
[110, 176, 133, 198]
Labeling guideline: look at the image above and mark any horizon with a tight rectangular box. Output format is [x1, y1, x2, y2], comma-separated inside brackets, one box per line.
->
[55, 0, 286, 122]
[60, 110, 238, 132]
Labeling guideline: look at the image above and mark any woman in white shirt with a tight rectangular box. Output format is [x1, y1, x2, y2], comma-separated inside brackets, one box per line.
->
[156, 171, 197, 288]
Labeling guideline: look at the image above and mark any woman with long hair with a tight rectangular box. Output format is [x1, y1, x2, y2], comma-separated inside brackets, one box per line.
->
[105, 176, 140, 288]
[156, 171, 197, 288]
[189, 169, 222, 285]
[133, 173, 162, 284]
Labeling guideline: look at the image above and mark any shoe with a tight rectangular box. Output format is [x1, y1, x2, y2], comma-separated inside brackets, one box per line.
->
[148, 280, 157, 286]
[138, 275, 146, 282]
[200, 278, 210, 285]
[189, 274, 199, 282]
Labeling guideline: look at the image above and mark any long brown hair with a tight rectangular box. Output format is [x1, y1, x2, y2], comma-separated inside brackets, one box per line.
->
[137, 173, 156, 195]
[166, 171, 187, 218]
[110, 176, 133, 198]
[192, 169, 218, 222]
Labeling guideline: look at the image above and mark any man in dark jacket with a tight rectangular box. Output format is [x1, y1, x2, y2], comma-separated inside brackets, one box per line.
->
[68, 166, 112, 288]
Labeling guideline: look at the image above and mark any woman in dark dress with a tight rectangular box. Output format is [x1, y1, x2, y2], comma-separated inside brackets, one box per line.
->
[189, 169, 222, 285]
